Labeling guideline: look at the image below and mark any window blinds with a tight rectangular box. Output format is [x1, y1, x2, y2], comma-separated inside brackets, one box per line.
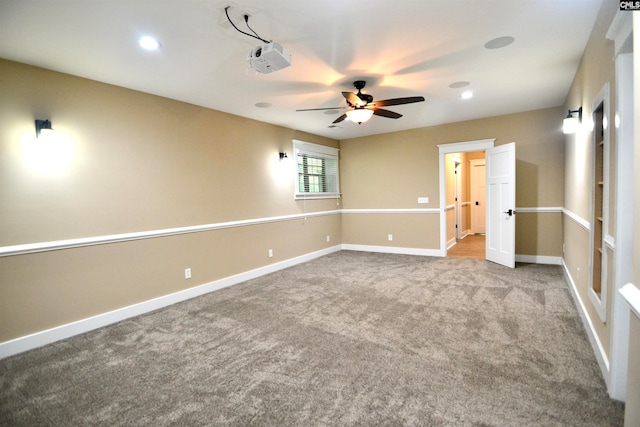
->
[293, 140, 340, 199]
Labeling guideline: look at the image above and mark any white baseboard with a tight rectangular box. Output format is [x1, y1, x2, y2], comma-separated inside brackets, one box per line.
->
[0, 245, 342, 359]
[342, 245, 561, 265]
[561, 259, 610, 386]
[446, 238, 456, 250]
[0, 245, 568, 359]
[342, 244, 444, 257]
[515, 254, 562, 265]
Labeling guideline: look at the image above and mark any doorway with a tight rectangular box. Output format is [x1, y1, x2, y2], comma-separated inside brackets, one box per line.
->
[438, 139, 496, 257]
[444, 148, 487, 259]
[447, 234, 485, 259]
[470, 159, 486, 234]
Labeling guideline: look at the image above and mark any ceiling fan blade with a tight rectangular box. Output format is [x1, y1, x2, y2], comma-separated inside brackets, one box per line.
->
[372, 108, 402, 119]
[342, 91, 363, 107]
[333, 114, 348, 124]
[373, 96, 425, 107]
[296, 106, 348, 111]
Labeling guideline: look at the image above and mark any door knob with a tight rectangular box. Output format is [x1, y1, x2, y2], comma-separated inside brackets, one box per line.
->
[503, 209, 517, 216]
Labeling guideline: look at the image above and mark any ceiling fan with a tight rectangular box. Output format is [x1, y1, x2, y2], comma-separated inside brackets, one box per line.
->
[296, 80, 425, 125]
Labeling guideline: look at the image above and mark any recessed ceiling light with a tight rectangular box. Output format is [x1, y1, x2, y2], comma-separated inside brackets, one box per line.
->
[461, 90, 473, 100]
[484, 36, 514, 50]
[139, 36, 162, 50]
[255, 102, 272, 108]
[449, 81, 470, 89]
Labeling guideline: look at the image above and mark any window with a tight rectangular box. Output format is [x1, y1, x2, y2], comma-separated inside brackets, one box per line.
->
[293, 140, 340, 199]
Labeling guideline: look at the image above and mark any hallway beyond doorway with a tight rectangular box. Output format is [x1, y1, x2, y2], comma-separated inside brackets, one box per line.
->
[448, 234, 485, 259]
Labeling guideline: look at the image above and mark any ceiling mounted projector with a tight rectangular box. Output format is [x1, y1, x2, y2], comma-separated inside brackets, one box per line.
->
[247, 42, 291, 74]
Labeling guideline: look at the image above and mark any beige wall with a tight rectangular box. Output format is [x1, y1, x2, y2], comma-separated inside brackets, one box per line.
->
[341, 213, 440, 249]
[0, 59, 341, 342]
[1, 8, 637, 422]
[339, 107, 565, 255]
[0, 60, 339, 245]
[0, 58, 567, 344]
[562, 0, 618, 361]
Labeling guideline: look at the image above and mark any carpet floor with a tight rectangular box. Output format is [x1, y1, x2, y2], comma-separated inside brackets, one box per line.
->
[0, 251, 625, 426]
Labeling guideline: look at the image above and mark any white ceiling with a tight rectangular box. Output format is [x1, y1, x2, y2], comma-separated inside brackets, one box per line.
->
[0, 0, 602, 140]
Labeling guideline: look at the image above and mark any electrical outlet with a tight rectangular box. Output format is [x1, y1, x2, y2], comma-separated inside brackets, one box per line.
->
[326, 235, 330, 242]
[184, 268, 191, 279]
[388, 234, 393, 241]
[268, 249, 273, 258]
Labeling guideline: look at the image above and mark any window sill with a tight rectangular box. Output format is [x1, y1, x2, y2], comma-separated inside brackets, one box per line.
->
[295, 193, 341, 200]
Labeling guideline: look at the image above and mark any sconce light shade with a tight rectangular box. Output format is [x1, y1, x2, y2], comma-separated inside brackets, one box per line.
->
[562, 107, 582, 134]
[279, 152, 288, 160]
[35, 119, 53, 138]
[346, 108, 374, 124]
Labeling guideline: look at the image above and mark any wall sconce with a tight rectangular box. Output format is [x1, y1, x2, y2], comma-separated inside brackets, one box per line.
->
[562, 107, 582, 134]
[35, 119, 54, 138]
[25, 119, 73, 174]
[279, 152, 288, 160]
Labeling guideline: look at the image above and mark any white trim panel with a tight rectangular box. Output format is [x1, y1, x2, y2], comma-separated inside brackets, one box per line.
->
[0, 245, 342, 359]
[515, 254, 562, 265]
[621, 284, 640, 319]
[447, 238, 457, 250]
[436, 138, 496, 153]
[562, 258, 610, 386]
[341, 208, 439, 214]
[562, 208, 591, 231]
[0, 207, 560, 258]
[516, 207, 563, 213]
[0, 210, 340, 258]
[608, 48, 634, 401]
[606, 11, 633, 56]
[342, 244, 443, 257]
[604, 234, 615, 250]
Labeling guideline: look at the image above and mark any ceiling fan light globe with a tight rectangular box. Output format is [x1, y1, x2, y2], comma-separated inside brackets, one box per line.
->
[346, 108, 373, 124]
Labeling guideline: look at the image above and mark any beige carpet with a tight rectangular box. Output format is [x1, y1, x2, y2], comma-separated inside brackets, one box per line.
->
[0, 251, 624, 425]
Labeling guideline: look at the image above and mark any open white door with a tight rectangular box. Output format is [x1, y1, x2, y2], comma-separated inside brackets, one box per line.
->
[486, 142, 516, 268]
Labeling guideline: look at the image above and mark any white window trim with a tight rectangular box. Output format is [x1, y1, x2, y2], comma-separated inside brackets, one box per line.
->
[293, 140, 341, 200]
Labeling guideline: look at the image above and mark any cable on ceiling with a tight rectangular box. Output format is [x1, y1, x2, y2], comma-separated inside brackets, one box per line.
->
[225, 6, 271, 44]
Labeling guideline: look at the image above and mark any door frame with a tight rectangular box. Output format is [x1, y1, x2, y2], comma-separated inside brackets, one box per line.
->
[454, 156, 462, 239]
[469, 158, 486, 234]
[437, 139, 495, 256]
[606, 10, 634, 401]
